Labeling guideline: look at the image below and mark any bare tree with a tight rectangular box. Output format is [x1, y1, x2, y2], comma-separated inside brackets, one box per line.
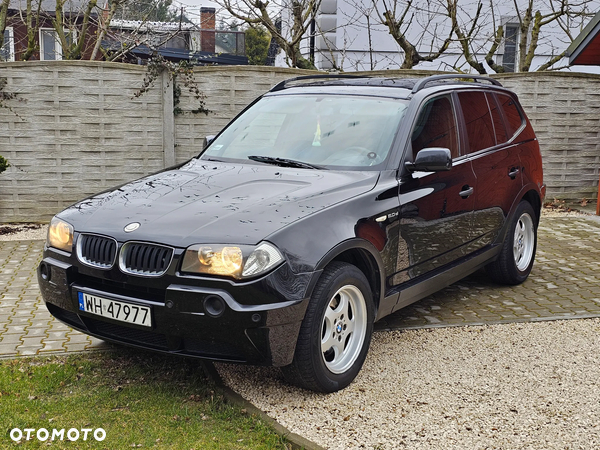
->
[214, 0, 321, 69]
[91, 0, 123, 60]
[0, 0, 9, 56]
[373, 0, 455, 69]
[446, 0, 504, 73]
[20, 0, 43, 60]
[311, 8, 361, 71]
[9, 0, 97, 60]
[54, 0, 98, 59]
[447, 0, 595, 73]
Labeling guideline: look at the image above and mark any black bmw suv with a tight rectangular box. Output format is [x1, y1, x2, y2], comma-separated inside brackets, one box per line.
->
[38, 74, 545, 392]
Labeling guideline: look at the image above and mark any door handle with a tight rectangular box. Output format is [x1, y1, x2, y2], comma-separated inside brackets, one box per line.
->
[459, 185, 474, 198]
[508, 167, 520, 179]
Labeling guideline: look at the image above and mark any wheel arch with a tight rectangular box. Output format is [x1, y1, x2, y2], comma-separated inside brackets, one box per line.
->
[314, 239, 385, 316]
[502, 186, 542, 240]
[521, 188, 542, 225]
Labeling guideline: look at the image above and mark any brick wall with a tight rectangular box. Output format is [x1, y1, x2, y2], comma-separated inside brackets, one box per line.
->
[0, 62, 598, 222]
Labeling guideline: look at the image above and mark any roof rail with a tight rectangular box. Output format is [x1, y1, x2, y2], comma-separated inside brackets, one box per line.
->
[270, 74, 370, 92]
[411, 74, 502, 94]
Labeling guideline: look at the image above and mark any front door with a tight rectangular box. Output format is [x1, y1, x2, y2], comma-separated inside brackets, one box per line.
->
[392, 94, 477, 286]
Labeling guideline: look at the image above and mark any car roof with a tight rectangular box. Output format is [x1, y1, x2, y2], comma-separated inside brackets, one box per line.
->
[265, 83, 414, 99]
[265, 74, 511, 100]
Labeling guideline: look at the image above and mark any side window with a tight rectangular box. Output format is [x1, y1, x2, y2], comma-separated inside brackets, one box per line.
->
[1, 28, 14, 61]
[39, 29, 76, 61]
[40, 29, 62, 61]
[411, 95, 459, 159]
[497, 94, 524, 138]
[487, 93, 508, 144]
[457, 91, 496, 153]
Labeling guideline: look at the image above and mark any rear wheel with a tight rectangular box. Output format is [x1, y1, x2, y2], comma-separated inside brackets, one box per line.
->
[486, 200, 537, 285]
[282, 262, 374, 393]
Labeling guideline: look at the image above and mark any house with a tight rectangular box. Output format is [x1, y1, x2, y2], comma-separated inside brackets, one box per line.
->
[565, 11, 600, 215]
[1, 0, 100, 61]
[279, 0, 600, 73]
[1, 2, 246, 64]
[567, 11, 600, 65]
[104, 8, 247, 65]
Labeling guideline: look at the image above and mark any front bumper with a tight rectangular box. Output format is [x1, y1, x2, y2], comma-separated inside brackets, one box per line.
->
[37, 253, 317, 366]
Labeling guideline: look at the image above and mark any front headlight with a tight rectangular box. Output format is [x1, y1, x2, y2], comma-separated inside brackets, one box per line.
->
[181, 242, 283, 279]
[47, 217, 74, 253]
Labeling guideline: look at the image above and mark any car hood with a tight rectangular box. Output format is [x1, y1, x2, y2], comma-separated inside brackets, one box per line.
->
[59, 159, 380, 248]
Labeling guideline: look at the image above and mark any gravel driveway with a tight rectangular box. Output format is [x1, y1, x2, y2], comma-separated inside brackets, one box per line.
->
[216, 209, 600, 449]
[218, 318, 600, 449]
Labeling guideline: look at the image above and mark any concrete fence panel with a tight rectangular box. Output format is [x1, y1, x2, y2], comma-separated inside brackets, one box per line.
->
[174, 66, 314, 164]
[496, 72, 600, 201]
[0, 62, 598, 222]
[0, 61, 167, 222]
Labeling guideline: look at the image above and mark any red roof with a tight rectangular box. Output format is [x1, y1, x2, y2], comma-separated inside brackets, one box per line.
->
[568, 11, 600, 66]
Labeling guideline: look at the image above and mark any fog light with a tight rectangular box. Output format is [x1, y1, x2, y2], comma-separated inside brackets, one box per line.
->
[40, 263, 50, 281]
[203, 295, 226, 318]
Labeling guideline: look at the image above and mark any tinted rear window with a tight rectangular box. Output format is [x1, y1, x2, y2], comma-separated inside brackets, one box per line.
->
[487, 93, 508, 144]
[497, 94, 524, 138]
[458, 91, 495, 153]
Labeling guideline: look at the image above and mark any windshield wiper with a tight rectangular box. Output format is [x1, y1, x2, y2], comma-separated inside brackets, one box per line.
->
[201, 157, 225, 162]
[248, 155, 326, 170]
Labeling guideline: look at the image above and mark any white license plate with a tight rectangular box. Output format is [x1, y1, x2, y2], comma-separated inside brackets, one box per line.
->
[78, 292, 152, 327]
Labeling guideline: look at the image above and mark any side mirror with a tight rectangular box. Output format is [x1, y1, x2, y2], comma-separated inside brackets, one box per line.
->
[203, 135, 216, 150]
[405, 147, 452, 172]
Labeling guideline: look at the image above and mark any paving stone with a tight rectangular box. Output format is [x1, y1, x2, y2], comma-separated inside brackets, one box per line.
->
[0, 334, 23, 344]
[18, 337, 45, 348]
[65, 333, 92, 344]
[0, 342, 20, 355]
[64, 343, 90, 352]
[87, 338, 110, 349]
[47, 331, 70, 340]
[39, 341, 66, 352]
[5, 325, 26, 334]
[2, 215, 600, 357]
[27, 320, 52, 329]
[23, 328, 46, 338]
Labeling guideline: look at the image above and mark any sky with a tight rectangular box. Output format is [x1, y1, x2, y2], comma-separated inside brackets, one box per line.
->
[170, 0, 233, 26]
[173, 0, 219, 8]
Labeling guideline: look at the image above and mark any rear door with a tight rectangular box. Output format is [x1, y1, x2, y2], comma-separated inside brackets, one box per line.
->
[456, 90, 524, 252]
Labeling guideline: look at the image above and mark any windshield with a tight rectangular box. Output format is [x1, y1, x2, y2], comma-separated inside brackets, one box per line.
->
[200, 94, 409, 170]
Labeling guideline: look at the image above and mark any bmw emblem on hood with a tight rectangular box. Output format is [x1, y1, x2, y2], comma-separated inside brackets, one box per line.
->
[124, 222, 141, 233]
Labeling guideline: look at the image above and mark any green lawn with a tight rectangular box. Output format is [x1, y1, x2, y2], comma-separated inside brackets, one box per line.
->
[0, 350, 289, 449]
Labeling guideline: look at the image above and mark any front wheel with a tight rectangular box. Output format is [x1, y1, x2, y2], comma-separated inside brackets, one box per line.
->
[282, 262, 374, 393]
[486, 200, 538, 285]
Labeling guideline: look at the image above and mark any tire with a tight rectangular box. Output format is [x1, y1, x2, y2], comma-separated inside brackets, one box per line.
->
[282, 261, 375, 393]
[486, 200, 537, 285]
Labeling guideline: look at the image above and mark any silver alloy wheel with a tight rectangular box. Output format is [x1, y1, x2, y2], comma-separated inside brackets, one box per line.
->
[321, 284, 368, 374]
[513, 212, 535, 271]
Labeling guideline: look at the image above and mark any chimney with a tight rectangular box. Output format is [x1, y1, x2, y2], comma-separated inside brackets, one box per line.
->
[200, 7, 216, 53]
[102, 0, 110, 23]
